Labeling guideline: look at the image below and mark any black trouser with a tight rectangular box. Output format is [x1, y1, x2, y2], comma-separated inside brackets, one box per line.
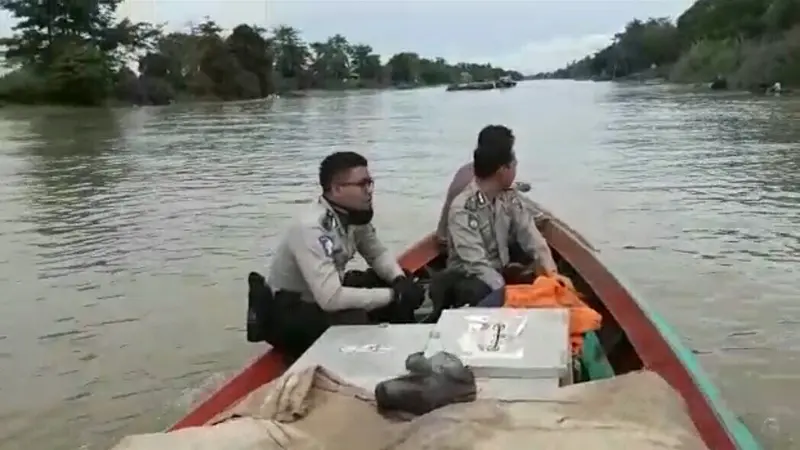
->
[427, 242, 536, 318]
[246, 270, 411, 364]
[428, 270, 493, 313]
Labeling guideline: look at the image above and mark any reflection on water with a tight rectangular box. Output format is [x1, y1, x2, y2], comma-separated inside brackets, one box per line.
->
[0, 82, 797, 449]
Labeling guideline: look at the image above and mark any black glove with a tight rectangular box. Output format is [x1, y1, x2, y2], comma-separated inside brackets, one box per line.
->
[391, 275, 425, 311]
[502, 263, 536, 284]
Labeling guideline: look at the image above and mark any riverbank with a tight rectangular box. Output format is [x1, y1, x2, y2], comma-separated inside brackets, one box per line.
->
[542, 1, 800, 91]
[0, 12, 521, 107]
[0, 63, 514, 108]
[0, 75, 448, 108]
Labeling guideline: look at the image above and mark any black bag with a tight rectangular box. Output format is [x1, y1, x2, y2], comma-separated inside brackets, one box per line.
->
[246, 271, 328, 360]
[375, 351, 477, 416]
[246, 272, 273, 343]
[247, 270, 378, 362]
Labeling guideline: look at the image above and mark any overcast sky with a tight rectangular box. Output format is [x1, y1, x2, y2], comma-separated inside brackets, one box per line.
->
[1, 0, 694, 73]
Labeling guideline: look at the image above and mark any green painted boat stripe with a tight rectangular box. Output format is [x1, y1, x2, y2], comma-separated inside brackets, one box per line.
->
[615, 274, 762, 449]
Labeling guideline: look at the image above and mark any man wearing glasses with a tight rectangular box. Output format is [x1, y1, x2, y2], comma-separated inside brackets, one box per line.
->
[248, 151, 425, 361]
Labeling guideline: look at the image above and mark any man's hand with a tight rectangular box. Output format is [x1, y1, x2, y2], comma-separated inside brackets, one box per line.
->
[391, 275, 425, 311]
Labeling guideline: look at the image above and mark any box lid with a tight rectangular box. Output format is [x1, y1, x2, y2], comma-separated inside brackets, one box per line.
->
[425, 308, 570, 379]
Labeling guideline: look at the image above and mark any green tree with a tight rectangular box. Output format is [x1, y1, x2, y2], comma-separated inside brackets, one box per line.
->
[1, 9, 524, 105]
[133, 18, 273, 104]
[348, 43, 382, 82]
[386, 52, 420, 84]
[323, 33, 351, 81]
[271, 25, 309, 82]
[227, 24, 274, 97]
[548, 0, 800, 87]
[0, 0, 157, 105]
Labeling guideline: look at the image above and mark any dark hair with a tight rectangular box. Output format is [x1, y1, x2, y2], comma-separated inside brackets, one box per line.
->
[319, 151, 368, 191]
[473, 125, 515, 179]
[478, 125, 514, 147]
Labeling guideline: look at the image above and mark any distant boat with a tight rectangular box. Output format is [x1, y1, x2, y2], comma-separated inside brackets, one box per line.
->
[446, 77, 517, 92]
[446, 81, 495, 91]
[495, 76, 517, 88]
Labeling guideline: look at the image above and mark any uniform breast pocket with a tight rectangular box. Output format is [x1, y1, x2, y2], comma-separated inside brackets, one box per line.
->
[496, 209, 513, 236]
[476, 216, 496, 245]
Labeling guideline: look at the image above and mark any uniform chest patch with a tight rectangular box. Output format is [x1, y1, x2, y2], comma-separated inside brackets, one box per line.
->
[319, 235, 335, 257]
[468, 214, 480, 230]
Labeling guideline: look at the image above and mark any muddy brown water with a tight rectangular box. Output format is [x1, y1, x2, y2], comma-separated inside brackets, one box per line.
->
[0, 81, 797, 449]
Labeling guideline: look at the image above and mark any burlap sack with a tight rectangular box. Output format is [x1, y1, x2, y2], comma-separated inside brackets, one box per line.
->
[110, 368, 708, 450]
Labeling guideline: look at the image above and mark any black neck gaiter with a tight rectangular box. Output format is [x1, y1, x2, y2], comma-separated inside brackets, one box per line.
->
[325, 198, 374, 226]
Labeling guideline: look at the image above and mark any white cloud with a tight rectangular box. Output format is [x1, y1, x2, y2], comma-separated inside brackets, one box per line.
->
[470, 34, 614, 74]
[117, 0, 270, 32]
[114, 1, 616, 73]
[4, 1, 686, 75]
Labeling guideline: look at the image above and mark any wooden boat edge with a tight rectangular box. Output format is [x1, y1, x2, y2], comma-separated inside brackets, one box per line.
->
[167, 350, 287, 430]
[542, 221, 760, 450]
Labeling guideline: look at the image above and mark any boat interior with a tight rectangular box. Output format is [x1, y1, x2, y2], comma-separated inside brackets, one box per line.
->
[403, 241, 642, 385]
[169, 235, 641, 432]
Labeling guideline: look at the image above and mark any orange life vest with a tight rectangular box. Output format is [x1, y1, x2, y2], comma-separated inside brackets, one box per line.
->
[503, 275, 602, 355]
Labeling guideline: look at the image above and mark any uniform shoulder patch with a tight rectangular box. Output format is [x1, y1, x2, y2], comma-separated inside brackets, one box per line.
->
[464, 196, 477, 211]
[508, 193, 524, 211]
[318, 235, 335, 257]
[465, 191, 488, 212]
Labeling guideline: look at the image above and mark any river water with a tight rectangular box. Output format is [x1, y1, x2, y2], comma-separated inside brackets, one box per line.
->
[0, 81, 797, 449]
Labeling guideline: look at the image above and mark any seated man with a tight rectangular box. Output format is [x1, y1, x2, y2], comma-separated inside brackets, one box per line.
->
[435, 125, 537, 246]
[443, 126, 558, 308]
[248, 151, 425, 360]
[436, 125, 594, 253]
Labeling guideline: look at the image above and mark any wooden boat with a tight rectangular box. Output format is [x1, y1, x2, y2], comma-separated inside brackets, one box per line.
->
[446, 81, 496, 91]
[167, 217, 761, 449]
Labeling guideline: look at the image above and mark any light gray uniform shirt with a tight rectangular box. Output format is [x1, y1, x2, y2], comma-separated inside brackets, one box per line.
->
[436, 162, 538, 242]
[446, 180, 557, 290]
[267, 197, 404, 312]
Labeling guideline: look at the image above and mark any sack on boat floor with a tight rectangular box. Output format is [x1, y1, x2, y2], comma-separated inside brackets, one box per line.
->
[386, 370, 708, 450]
[109, 417, 324, 450]
[109, 367, 708, 450]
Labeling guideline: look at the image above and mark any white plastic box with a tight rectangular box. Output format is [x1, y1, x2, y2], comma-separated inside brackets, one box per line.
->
[425, 308, 571, 380]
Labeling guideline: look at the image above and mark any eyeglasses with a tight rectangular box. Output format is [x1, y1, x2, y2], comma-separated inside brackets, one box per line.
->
[338, 178, 374, 189]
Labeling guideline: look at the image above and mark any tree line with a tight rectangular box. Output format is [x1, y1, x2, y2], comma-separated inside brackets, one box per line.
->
[0, 0, 523, 106]
[535, 0, 800, 89]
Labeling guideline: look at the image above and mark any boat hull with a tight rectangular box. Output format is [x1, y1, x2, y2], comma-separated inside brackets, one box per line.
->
[168, 218, 759, 450]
